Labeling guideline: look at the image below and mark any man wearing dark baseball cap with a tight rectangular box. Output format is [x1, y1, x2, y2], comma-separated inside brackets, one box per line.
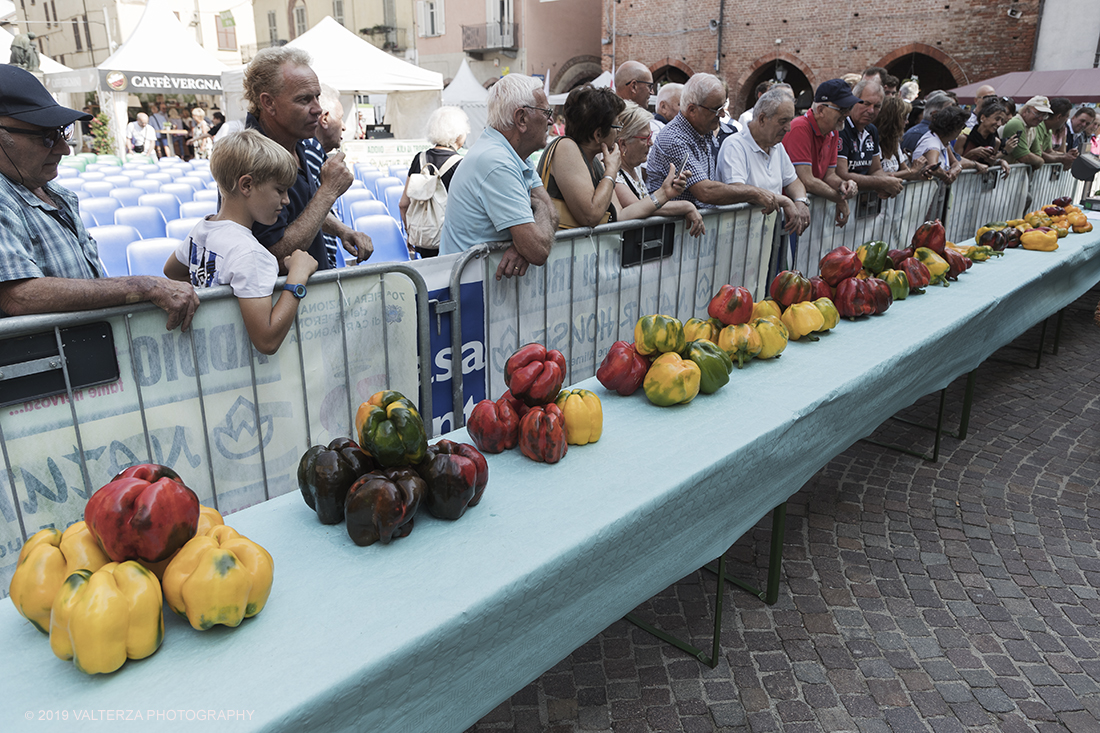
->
[782, 79, 859, 231]
[0, 64, 198, 330]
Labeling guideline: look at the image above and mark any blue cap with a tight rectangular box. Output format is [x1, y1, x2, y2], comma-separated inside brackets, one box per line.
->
[0, 64, 92, 127]
[814, 79, 861, 109]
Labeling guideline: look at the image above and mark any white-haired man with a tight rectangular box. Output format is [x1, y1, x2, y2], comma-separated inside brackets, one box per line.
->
[717, 88, 810, 235]
[653, 83, 682, 129]
[439, 74, 558, 280]
[243, 46, 371, 268]
[837, 79, 903, 200]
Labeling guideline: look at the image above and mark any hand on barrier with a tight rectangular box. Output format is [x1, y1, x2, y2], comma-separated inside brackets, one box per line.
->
[685, 208, 705, 237]
[839, 180, 858, 200]
[834, 199, 850, 228]
[496, 246, 530, 281]
[343, 229, 374, 264]
[148, 278, 200, 332]
[781, 197, 809, 236]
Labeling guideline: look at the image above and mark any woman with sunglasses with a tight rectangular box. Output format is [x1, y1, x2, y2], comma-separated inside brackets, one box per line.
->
[614, 101, 704, 236]
[536, 86, 686, 229]
[958, 101, 1014, 175]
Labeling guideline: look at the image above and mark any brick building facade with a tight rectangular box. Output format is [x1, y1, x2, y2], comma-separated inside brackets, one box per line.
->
[602, 0, 1040, 114]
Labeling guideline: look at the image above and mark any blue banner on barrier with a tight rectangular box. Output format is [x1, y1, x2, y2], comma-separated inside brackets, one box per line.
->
[427, 280, 486, 436]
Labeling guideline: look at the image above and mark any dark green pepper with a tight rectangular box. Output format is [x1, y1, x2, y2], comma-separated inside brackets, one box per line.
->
[355, 390, 428, 467]
[684, 339, 733, 394]
[855, 240, 890, 275]
[297, 438, 374, 524]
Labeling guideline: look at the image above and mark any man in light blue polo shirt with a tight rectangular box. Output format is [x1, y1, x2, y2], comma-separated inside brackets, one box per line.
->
[440, 74, 558, 280]
[716, 88, 810, 235]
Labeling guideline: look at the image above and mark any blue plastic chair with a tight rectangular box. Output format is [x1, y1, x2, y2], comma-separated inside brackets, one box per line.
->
[176, 176, 206, 191]
[82, 180, 113, 197]
[349, 199, 390, 222]
[340, 189, 376, 225]
[78, 208, 97, 229]
[109, 187, 146, 207]
[79, 197, 122, 226]
[147, 172, 173, 185]
[382, 185, 405, 224]
[127, 238, 182, 277]
[103, 175, 131, 187]
[357, 169, 385, 192]
[137, 164, 160, 174]
[132, 179, 161, 194]
[115, 206, 167, 239]
[57, 177, 84, 191]
[179, 200, 217, 218]
[387, 164, 407, 178]
[166, 217, 202, 240]
[119, 169, 145, 180]
[160, 183, 195, 203]
[138, 193, 181, 223]
[371, 176, 401, 200]
[73, 189, 88, 200]
[88, 225, 141, 276]
[348, 179, 366, 190]
[192, 188, 220, 202]
[352, 215, 408, 263]
[189, 170, 214, 185]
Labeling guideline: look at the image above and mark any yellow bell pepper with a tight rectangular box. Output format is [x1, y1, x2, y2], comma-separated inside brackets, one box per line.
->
[913, 247, 950, 286]
[781, 301, 826, 341]
[554, 389, 603, 445]
[642, 352, 701, 406]
[751, 299, 783, 321]
[682, 317, 719, 343]
[1020, 228, 1058, 251]
[752, 317, 788, 359]
[718, 323, 762, 369]
[49, 561, 164, 674]
[162, 525, 274, 630]
[812, 297, 840, 332]
[9, 522, 110, 634]
[633, 315, 686, 356]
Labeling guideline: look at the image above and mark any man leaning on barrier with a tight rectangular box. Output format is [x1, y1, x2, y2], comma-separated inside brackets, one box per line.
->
[836, 79, 904, 201]
[716, 87, 810, 235]
[781, 79, 859, 228]
[0, 65, 199, 330]
[243, 46, 372, 269]
[439, 74, 558, 280]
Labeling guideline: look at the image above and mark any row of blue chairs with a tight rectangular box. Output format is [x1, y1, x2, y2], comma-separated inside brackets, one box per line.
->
[90, 225, 181, 278]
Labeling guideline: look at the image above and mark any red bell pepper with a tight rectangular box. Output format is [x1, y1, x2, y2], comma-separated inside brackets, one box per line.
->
[769, 270, 813, 308]
[833, 278, 874, 319]
[518, 404, 568, 464]
[808, 276, 833, 300]
[84, 464, 201, 563]
[504, 343, 567, 406]
[818, 247, 863, 286]
[466, 398, 520, 454]
[417, 440, 489, 520]
[596, 340, 650, 396]
[864, 278, 893, 315]
[499, 389, 530, 419]
[942, 248, 969, 280]
[344, 468, 425, 546]
[897, 257, 931, 292]
[911, 220, 946, 255]
[707, 284, 754, 325]
[887, 247, 914, 269]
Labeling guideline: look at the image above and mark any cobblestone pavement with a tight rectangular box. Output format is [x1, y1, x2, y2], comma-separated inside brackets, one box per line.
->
[469, 287, 1100, 733]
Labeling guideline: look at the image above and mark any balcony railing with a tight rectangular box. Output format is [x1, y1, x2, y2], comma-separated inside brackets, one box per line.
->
[461, 22, 519, 55]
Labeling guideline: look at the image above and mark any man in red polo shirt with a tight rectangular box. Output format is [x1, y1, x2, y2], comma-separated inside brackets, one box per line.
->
[782, 79, 859, 227]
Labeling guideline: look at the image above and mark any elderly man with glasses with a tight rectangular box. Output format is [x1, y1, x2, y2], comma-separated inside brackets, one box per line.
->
[0, 65, 198, 329]
[837, 79, 904, 200]
[1002, 95, 1053, 170]
[439, 74, 558, 280]
[615, 61, 657, 110]
[781, 79, 859, 228]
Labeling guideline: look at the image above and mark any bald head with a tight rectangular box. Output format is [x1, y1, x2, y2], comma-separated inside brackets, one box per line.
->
[615, 60, 654, 108]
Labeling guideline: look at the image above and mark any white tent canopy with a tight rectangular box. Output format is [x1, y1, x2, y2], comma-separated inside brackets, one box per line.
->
[441, 58, 489, 147]
[42, 0, 230, 157]
[285, 16, 442, 139]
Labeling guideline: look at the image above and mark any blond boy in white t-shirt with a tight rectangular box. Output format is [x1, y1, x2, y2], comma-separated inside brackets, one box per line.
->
[165, 129, 317, 354]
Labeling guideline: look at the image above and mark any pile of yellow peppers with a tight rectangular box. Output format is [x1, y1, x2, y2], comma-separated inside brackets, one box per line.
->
[10, 501, 275, 674]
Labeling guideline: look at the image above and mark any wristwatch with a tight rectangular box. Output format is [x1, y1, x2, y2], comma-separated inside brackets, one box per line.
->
[648, 191, 664, 210]
[794, 197, 809, 205]
[283, 283, 307, 299]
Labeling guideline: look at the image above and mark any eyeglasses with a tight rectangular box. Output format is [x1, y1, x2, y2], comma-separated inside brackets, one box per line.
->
[631, 134, 653, 143]
[820, 103, 852, 114]
[631, 80, 658, 93]
[523, 105, 553, 121]
[0, 123, 74, 148]
[696, 102, 727, 118]
[609, 124, 623, 130]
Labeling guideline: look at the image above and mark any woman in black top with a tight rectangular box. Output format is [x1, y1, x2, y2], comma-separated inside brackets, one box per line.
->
[959, 101, 1017, 171]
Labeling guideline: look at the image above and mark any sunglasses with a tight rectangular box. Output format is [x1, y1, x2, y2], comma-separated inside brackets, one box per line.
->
[0, 123, 75, 148]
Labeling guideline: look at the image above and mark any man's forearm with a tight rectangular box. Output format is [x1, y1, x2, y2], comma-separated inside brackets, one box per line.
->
[0, 276, 162, 317]
[266, 191, 341, 260]
[531, 190, 558, 238]
[798, 169, 843, 202]
[839, 169, 893, 193]
[692, 180, 768, 207]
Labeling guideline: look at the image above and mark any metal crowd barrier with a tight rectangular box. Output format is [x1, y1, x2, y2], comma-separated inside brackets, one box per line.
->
[1027, 162, 1079, 217]
[0, 263, 431, 574]
[942, 164, 1031, 245]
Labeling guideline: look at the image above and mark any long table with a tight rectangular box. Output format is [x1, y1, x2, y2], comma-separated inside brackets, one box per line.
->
[4, 226, 1100, 732]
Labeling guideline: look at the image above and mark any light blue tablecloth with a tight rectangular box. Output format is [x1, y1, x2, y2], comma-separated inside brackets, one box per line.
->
[3, 230, 1100, 732]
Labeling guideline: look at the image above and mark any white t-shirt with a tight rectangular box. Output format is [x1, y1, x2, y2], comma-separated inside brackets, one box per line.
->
[912, 130, 949, 170]
[126, 121, 156, 150]
[716, 124, 797, 194]
[173, 217, 278, 299]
